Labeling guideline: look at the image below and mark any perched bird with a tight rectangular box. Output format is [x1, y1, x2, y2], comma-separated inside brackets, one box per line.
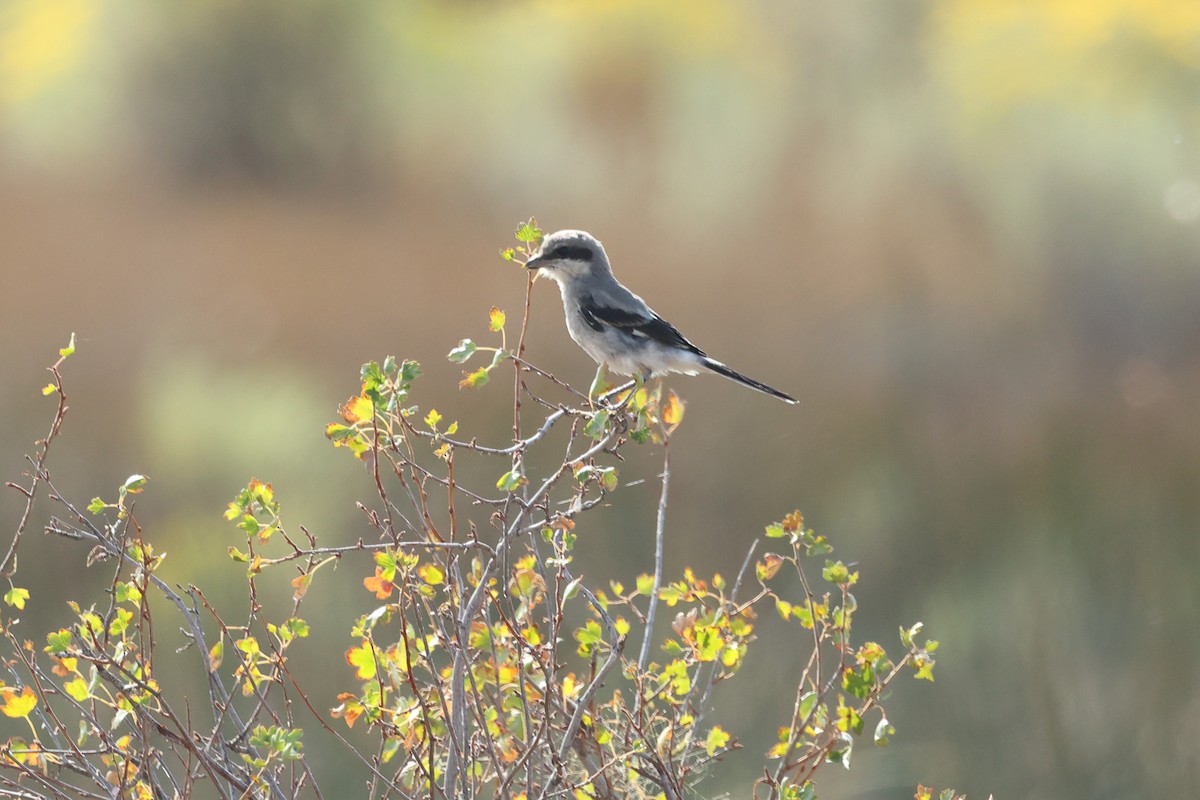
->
[524, 229, 797, 404]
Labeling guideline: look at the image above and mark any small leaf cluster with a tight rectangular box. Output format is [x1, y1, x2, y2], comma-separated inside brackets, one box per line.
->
[585, 383, 686, 445]
[86, 473, 149, 519]
[448, 305, 512, 390]
[750, 512, 939, 797]
[498, 216, 544, 264]
[325, 356, 423, 459]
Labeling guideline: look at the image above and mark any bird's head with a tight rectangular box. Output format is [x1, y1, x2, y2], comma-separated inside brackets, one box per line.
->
[523, 230, 610, 284]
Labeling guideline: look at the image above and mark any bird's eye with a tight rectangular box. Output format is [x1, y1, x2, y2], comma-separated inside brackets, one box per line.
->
[548, 245, 594, 262]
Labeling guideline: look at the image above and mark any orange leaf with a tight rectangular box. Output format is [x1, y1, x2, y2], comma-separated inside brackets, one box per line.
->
[291, 574, 311, 601]
[363, 568, 394, 599]
[339, 394, 375, 424]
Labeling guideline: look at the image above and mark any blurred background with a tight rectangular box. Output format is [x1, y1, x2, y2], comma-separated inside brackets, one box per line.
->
[2, 1, 1198, 797]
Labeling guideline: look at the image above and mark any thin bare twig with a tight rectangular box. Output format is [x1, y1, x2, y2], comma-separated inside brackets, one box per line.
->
[638, 444, 671, 673]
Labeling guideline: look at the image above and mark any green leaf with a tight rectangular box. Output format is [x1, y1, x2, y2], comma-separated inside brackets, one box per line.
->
[108, 608, 132, 637]
[460, 367, 490, 389]
[635, 574, 655, 596]
[115, 582, 141, 605]
[122, 474, 149, 494]
[705, 725, 731, 756]
[41, 383, 56, 396]
[399, 360, 422, 382]
[583, 410, 609, 439]
[822, 560, 851, 585]
[448, 339, 477, 363]
[424, 409, 442, 429]
[515, 219, 542, 243]
[798, 691, 817, 721]
[4, 587, 30, 609]
[900, 622, 923, 649]
[826, 731, 854, 769]
[496, 470, 525, 492]
[360, 360, 385, 388]
[59, 332, 76, 358]
[499, 247, 515, 261]
[45, 629, 72, 654]
[873, 716, 894, 745]
[843, 663, 875, 699]
[488, 307, 506, 332]
[765, 523, 787, 538]
[574, 620, 603, 655]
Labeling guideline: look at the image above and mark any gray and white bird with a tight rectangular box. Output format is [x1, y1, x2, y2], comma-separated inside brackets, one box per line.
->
[524, 229, 797, 404]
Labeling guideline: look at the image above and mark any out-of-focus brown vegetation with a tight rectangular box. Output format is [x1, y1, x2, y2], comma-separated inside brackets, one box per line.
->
[2, 1, 1198, 797]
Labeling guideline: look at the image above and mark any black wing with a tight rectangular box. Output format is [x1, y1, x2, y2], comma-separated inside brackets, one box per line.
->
[579, 298, 705, 357]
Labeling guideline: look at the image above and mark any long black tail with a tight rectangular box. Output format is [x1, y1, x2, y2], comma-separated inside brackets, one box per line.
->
[703, 358, 797, 404]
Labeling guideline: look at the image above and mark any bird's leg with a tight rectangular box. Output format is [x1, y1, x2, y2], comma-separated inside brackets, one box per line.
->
[588, 362, 610, 411]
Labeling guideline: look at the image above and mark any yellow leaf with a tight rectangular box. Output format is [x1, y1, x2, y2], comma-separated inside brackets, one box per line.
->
[1, 686, 37, 718]
[340, 394, 375, 424]
[417, 563, 444, 586]
[64, 677, 89, 702]
[346, 641, 378, 680]
[208, 641, 223, 671]
[758, 554, 784, 581]
[662, 390, 685, 427]
[489, 306, 506, 332]
[247, 478, 273, 505]
[634, 385, 651, 410]
[705, 724, 731, 756]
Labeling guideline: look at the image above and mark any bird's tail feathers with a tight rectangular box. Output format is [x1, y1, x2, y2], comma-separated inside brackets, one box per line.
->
[703, 358, 797, 404]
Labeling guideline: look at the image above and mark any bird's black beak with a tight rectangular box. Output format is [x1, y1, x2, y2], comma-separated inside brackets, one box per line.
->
[523, 254, 545, 271]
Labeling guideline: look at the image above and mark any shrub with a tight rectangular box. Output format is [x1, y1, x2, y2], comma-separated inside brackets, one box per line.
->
[0, 224, 943, 800]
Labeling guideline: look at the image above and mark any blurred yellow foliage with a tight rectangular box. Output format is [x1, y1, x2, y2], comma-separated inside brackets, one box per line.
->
[0, 0, 96, 107]
[930, 0, 1200, 123]
[388, 0, 759, 61]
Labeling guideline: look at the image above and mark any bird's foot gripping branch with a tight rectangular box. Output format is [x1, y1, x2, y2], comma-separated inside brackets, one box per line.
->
[1, 237, 948, 799]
